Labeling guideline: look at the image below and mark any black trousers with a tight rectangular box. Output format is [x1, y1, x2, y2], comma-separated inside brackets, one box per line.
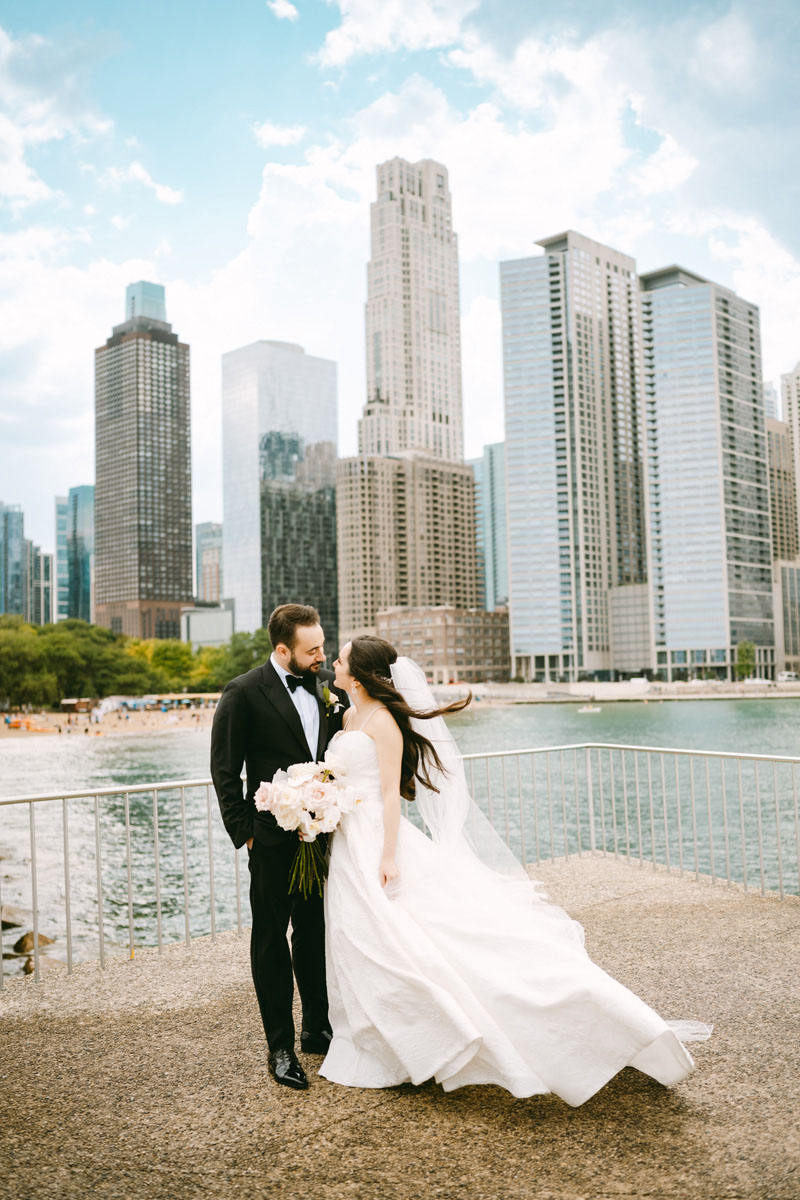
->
[248, 837, 330, 1051]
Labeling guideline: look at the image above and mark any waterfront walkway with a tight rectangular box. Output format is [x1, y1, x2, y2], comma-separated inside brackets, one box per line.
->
[1, 855, 797, 1200]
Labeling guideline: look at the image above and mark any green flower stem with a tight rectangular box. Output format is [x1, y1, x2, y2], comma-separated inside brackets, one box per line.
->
[288, 838, 328, 899]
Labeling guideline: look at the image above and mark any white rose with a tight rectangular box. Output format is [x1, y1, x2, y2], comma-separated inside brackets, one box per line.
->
[317, 804, 342, 833]
[288, 761, 320, 783]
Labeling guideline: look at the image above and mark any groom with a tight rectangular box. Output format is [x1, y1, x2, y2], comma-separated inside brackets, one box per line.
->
[210, 603, 348, 1091]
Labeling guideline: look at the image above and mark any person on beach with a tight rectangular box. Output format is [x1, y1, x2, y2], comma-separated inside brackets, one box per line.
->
[316, 635, 711, 1106]
[210, 604, 348, 1091]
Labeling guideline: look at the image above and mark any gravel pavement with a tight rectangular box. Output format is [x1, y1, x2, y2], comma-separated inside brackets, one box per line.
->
[1, 854, 797, 1200]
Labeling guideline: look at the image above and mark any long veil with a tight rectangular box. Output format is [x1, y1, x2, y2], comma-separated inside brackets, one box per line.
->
[388, 656, 713, 1045]
[390, 656, 547, 888]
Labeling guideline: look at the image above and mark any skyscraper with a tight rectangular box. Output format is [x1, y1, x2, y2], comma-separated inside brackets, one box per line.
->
[23, 541, 53, 626]
[501, 232, 649, 682]
[94, 283, 192, 638]
[766, 419, 798, 562]
[221, 340, 338, 641]
[337, 158, 480, 645]
[782, 362, 800, 531]
[358, 158, 463, 462]
[54, 496, 69, 621]
[469, 442, 508, 611]
[67, 485, 94, 623]
[195, 521, 223, 604]
[0, 502, 25, 617]
[640, 266, 773, 680]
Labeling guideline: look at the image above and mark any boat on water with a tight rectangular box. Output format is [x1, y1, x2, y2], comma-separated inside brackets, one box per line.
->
[577, 705, 602, 713]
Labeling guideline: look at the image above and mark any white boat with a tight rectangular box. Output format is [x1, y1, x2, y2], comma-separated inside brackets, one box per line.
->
[577, 704, 601, 713]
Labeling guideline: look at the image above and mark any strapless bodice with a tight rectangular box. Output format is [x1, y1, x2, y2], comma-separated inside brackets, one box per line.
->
[325, 729, 382, 801]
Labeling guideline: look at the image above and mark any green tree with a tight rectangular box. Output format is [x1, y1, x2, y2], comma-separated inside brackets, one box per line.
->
[735, 641, 756, 680]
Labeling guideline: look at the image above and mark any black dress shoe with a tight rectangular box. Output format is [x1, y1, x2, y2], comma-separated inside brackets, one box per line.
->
[300, 1029, 333, 1055]
[268, 1048, 308, 1090]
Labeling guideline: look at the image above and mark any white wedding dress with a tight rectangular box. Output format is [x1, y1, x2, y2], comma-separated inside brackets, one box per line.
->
[319, 727, 708, 1107]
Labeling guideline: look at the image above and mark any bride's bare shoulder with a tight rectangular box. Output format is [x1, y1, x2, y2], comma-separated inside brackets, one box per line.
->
[370, 706, 402, 746]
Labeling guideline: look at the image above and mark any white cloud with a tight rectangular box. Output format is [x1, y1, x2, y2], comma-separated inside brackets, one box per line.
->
[83, 203, 96, 216]
[103, 160, 183, 205]
[0, 26, 113, 210]
[316, 0, 478, 66]
[110, 214, 130, 230]
[690, 11, 759, 94]
[252, 120, 307, 148]
[266, 0, 299, 20]
[631, 131, 698, 196]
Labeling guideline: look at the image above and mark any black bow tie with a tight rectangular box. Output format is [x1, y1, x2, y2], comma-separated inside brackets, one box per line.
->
[286, 673, 317, 696]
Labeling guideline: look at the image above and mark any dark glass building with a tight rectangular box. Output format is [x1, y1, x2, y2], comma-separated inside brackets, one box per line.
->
[94, 282, 192, 639]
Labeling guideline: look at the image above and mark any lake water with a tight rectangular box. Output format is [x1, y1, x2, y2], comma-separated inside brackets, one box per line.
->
[2, 699, 798, 976]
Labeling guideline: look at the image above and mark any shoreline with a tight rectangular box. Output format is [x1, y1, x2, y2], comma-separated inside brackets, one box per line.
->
[3, 682, 800, 741]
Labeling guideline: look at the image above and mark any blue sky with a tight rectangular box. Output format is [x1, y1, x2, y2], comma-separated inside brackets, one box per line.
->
[1, 0, 799, 549]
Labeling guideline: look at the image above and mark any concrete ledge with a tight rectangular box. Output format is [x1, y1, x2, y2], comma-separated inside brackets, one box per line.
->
[1, 854, 797, 1200]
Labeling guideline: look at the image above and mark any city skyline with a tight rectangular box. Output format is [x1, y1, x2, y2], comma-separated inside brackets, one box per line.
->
[1, 1, 799, 550]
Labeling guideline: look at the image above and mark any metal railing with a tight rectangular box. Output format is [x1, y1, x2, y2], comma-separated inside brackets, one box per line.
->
[2, 741, 798, 986]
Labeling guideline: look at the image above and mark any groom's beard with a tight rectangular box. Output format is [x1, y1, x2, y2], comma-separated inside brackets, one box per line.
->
[288, 655, 323, 678]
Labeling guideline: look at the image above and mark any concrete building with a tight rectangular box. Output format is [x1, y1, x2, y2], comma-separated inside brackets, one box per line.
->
[501, 232, 650, 683]
[195, 521, 222, 604]
[640, 267, 773, 680]
[181, 604, 234, 651]
[358, 158, 462, 462]
[94, 282, 192, 639]
[782, 362, 800, 532]
[337, 454, 479, 644]
[0, 502, 26, 617]
[766, 419, 798, 562]
[221, 340, 337, 639]
[54, 496, 69, 621]
[375, 605, 510, 684]
[469, 442, 508, 611]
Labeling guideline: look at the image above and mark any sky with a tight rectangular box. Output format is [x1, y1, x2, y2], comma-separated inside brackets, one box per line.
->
[1, 0, 799, 551]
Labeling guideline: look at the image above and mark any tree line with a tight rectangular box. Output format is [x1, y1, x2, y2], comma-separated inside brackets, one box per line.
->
[0, 616, 273, 709]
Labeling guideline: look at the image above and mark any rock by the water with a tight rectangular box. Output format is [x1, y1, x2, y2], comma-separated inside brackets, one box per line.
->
[1, 905, 26, 930]
[21, 954, 64, 975]
[13, 931, 55, 954]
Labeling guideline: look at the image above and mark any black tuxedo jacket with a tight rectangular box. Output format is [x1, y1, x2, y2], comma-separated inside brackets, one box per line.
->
[210, 660, 349, 850]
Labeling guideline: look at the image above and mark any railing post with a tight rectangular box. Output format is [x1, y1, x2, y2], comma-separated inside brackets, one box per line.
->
[29, 802, 40, 982]
[585, 747, 596, 852]
[62, 796, 73, 974]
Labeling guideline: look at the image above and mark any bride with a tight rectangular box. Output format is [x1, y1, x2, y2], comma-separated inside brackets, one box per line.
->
[319, 635, 710, 1107]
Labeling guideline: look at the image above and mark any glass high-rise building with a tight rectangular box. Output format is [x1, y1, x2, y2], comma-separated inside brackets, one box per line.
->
[94, 284, 192, 639]
[469, 443, 508, 611]
[221, 340, 337, 641]
[66, 485, 94, 623]
[640, 267, 773, 680]
[54, 496, 69, 621]
[501, 232, 649, 682]
[23, 541, 53, 626]
[358, 158, 463, 462]
[195, 521, 223, 604]
[0, 502, 25, 617]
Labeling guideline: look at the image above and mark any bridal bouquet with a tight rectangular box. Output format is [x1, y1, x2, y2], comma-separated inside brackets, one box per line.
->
[254, 757, 360, 898]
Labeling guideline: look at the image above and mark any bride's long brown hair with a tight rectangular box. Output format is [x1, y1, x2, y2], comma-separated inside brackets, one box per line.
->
[347, 636, 470, 803]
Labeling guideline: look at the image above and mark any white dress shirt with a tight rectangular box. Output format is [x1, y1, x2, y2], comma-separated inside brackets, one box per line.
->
[270, 654, 320, 758]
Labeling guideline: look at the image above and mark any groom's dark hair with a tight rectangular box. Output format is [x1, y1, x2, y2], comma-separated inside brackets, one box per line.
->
[268, 603, 321, 651]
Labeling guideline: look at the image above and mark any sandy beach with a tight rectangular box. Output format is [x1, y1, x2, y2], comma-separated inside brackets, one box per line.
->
[0, 705, 217, 740]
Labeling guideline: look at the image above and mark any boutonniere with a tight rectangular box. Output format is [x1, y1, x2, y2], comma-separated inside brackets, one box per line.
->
[320, 682, 343, 717]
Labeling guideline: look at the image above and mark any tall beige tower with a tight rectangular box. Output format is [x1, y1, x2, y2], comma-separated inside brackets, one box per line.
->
[358, 158, 463, 463]
[781, 363, 800, 530]
[337, 158, 479, 646]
